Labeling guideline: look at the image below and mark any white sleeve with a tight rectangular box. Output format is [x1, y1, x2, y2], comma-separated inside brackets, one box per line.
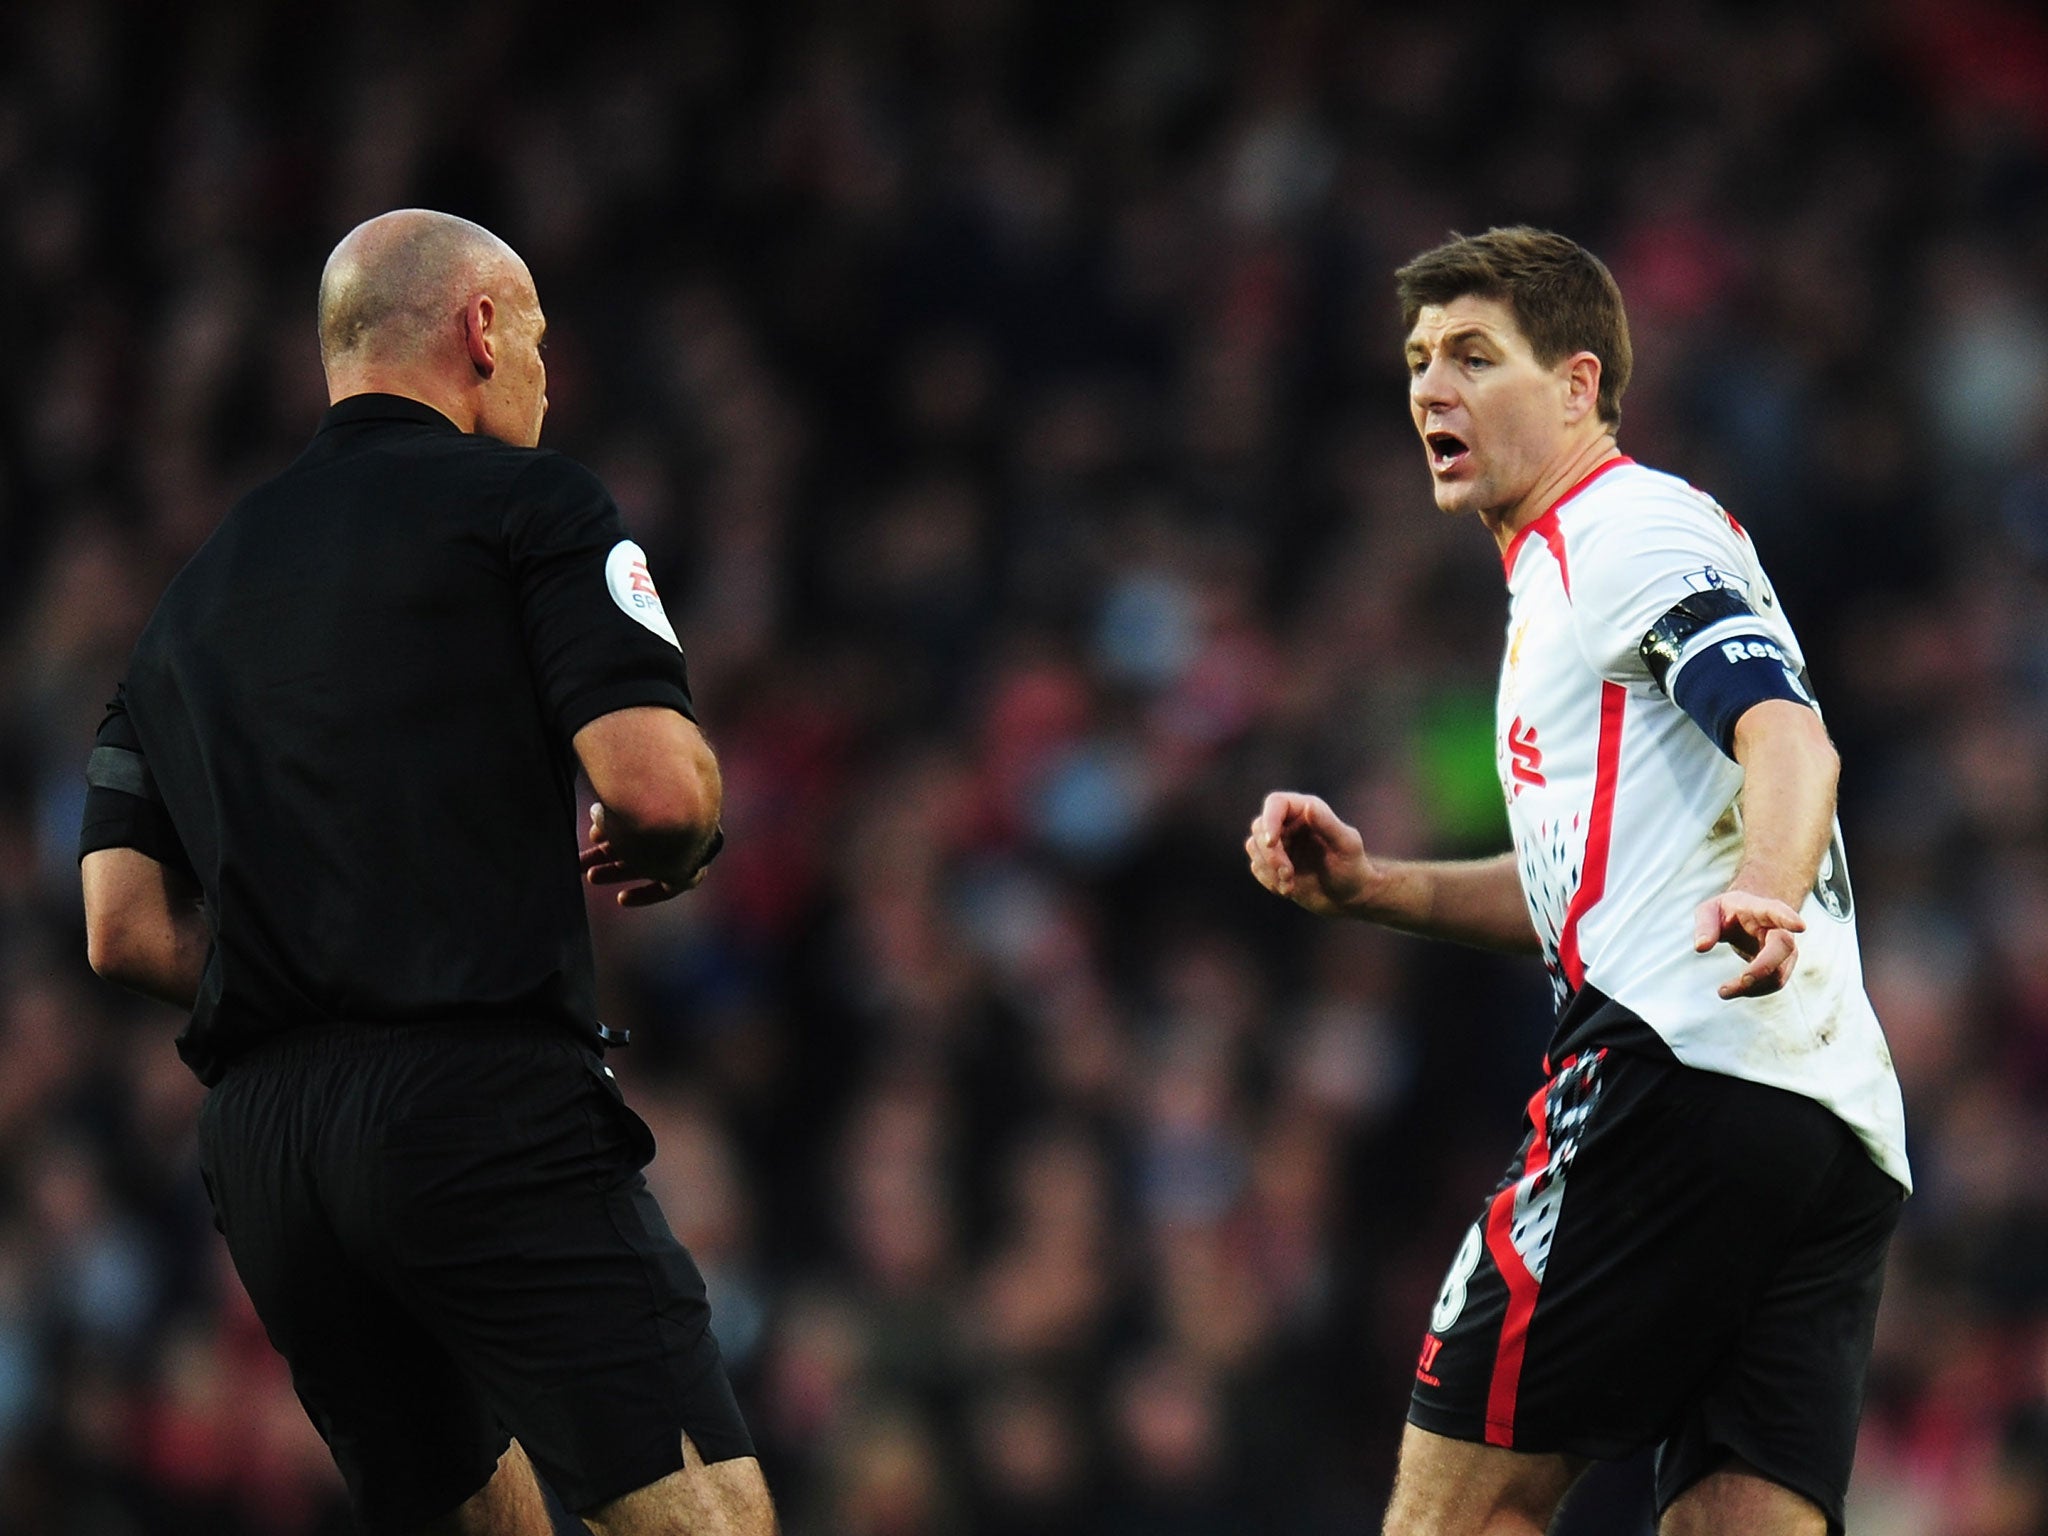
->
[1567, 485, 1771, 687]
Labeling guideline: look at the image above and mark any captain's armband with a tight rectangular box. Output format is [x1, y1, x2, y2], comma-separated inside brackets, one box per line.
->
[1639, 591, 1816, 759]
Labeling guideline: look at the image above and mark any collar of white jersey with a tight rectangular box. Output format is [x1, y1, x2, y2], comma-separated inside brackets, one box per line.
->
[1500, 454, 1636, 587]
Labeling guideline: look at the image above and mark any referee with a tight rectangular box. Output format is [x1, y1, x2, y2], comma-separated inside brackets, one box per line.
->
[79, 210, 774, 1536]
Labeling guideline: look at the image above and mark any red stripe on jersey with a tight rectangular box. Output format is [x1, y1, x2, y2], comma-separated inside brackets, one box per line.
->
[1482, 1079, 1555, 1446]
[1499, 455, 1634, 587]
[1500, 517, 1549, 586]
[1539, 513, 1571, 598]
[1557, 681, 1627, 992]
[1502, 509, 1572, 596]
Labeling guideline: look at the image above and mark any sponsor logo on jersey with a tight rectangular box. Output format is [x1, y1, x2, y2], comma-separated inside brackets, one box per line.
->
[1508, 717, 1545, 791]
[604, 539, 681, 648]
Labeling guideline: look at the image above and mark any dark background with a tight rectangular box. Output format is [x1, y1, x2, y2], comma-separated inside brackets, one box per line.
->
[1, 2, 2045, 1532]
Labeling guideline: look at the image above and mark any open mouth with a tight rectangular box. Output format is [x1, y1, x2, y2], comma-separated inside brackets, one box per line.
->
[1426, 432, 1470, 474]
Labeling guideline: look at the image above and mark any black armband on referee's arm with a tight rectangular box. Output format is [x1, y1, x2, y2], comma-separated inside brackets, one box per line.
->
[80, 736, 192, 873]
[1640, 591, 1816, 760]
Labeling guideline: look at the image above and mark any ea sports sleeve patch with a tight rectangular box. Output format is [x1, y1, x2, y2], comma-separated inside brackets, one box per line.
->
[1640, 591, 1816, 758]
[504, 453, 695, 739]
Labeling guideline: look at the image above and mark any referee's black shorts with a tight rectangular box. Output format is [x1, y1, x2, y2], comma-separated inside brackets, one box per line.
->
[1407, 1046, 1902, 1535]
[196, 1021, 753, 1535]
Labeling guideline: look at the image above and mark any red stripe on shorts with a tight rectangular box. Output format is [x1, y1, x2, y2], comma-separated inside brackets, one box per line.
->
[1482, 1077, 1555, 1446]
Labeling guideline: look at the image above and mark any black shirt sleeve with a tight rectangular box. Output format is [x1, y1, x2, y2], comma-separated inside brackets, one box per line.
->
[503, 452, 696, 740]
[78, 684, 196, 876]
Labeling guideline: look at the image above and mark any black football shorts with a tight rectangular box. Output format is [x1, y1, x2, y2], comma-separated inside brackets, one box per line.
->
[1407, 1046, 1901, 1534]
[196, 1021, 753, 1535]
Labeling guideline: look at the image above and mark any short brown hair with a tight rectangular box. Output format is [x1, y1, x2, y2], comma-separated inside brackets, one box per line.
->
[1395, 227, 1633, 427]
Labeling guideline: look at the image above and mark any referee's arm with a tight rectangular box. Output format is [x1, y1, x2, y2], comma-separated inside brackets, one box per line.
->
[82, 847, 208, 1008]
[576, 705, 724, 905]
[80, 685, 208, 1008]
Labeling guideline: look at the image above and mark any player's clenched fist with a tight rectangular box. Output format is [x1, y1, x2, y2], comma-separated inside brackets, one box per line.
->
[1245, 792, 1374, 918]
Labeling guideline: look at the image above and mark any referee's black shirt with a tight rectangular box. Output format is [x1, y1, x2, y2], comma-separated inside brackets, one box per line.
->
[79, 394, 696, 1084]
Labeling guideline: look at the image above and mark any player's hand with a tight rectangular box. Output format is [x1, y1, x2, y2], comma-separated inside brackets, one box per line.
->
[1693, 890, 1805, 1000]
[580, 803, 707, 906]
[1245, 792, 1374, 918]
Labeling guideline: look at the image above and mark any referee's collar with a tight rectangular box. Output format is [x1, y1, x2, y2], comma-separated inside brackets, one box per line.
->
[320, 393, 464, 435]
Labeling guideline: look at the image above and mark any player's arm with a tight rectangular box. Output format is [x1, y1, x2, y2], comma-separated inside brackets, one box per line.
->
[1692, 700, 1836, 998]
[1246, 792, 1540, 953]
[82, 847, 209, 1009]
[1640, 588, 1835, 999]
[575, 706, 724, 905]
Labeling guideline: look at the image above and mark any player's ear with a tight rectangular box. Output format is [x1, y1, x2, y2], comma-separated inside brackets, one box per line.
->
[464, 293, 496, 379]
[1563, 350, 1601, 424]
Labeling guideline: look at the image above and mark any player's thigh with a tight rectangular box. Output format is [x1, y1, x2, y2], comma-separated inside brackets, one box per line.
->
[371, 1032, 758, 1519]
[582, 1435, 776, 1536]
[1384, 1423, 1584, 1536]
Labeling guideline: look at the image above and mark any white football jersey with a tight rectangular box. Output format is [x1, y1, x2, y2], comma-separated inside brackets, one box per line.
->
[1496, 457, 1909, 1191]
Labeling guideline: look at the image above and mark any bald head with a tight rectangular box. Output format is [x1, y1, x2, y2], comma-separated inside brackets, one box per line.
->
[318, 209, 529, 372]
[316, 210, 551, 445]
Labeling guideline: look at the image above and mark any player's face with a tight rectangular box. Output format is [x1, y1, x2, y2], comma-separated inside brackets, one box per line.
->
[1405, 296, 1575, 521]
[476, 265, 550, 448]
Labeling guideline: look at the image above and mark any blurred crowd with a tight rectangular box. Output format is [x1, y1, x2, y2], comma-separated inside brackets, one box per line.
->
[2, 1, 2046, 1532]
